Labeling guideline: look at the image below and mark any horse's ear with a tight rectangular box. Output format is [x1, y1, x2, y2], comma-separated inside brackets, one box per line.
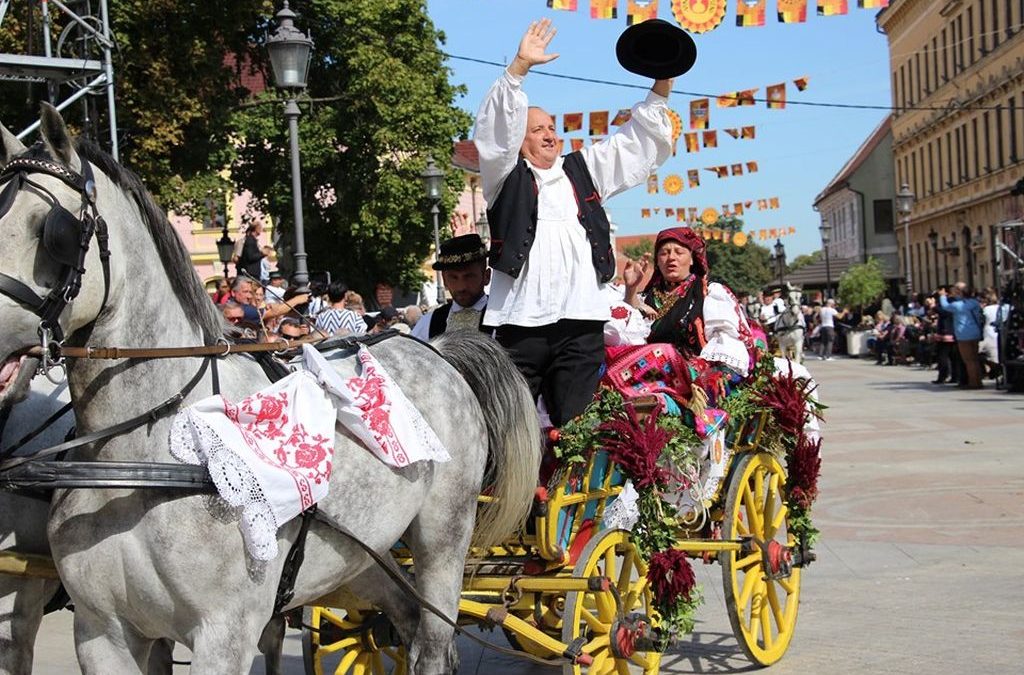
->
[39, 103, 80, 172]
[0, 124, 26, 164]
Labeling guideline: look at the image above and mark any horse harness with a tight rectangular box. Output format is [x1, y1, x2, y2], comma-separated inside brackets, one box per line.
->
[0, 150, 112, 376]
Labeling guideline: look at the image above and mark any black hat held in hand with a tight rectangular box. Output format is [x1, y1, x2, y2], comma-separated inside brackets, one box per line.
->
[616, 19, 697, 80]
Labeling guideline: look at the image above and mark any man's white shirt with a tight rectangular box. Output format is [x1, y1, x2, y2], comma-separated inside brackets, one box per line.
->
[410, 294, 489, 342]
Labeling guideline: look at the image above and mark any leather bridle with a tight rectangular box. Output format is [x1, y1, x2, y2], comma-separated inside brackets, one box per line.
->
[0, 149, 111, 379]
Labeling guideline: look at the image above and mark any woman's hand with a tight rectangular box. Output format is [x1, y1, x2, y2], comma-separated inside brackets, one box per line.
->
[509, 19, 559, 77]
[622, 254, 650, 291]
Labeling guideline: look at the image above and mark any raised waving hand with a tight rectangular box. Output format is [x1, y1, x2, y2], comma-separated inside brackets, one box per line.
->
[509, 19, 559, 77]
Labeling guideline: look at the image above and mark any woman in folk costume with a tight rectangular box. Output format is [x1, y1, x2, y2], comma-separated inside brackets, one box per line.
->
[606, 227, 764, 436]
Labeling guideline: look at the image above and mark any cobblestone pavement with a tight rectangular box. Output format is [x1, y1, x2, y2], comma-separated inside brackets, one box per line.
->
[31, 356, 1024, 673]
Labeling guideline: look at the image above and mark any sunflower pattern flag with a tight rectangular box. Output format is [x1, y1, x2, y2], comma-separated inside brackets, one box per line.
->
[663, 174, 684, 195]
[547, 0, 578, 9]
[818, 0, 849, 14]
[611, 108, 632, 126]
[671, 0, 727, 33]
[777, 0, 808, 23]
[767, 82, 786, 109]
[736, 0, 766, 26]
[702, 130, 718, 148]
[687, 169, 700, 187]
[666, 108, 683, 153]
[626, 0, 659, 23]
[793, 75, 810, 91]
[589, 111, 609, 136]
[563, 112, 583, 133]
[689, 98, 710, 129]
[591, 0, 618, 18]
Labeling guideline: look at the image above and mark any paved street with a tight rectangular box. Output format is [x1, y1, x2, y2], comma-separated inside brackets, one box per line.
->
[31, 356, 1024, 673]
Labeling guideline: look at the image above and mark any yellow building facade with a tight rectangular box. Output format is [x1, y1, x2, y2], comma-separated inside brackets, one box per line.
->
[878, 0, 1024, 294]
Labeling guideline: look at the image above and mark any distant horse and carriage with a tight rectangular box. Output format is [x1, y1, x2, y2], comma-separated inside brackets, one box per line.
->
[0, 107, 820, 674]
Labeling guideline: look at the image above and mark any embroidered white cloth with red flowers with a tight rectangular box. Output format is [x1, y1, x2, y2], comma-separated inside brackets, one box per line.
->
[169, 369, 336, 561]
[302, 344, 450, 468]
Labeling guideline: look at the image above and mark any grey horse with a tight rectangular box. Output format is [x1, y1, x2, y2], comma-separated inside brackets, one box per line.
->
[0, 373, 73, 675]
[0, 106, 540, 674]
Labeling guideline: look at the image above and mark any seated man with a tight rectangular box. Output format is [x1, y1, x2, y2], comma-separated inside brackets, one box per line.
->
[411, 234, 491, 341]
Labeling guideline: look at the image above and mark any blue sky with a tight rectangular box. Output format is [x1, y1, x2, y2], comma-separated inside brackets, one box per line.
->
[424, 0, 894, 256]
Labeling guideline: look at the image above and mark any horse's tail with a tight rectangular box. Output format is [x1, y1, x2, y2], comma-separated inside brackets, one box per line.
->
[432, 331, 541, 548]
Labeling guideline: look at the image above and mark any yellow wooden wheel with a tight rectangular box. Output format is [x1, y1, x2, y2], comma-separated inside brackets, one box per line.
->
[302, 606, 407, 675]
[720, 452, 802, 666]
[561, 529, 661, 675]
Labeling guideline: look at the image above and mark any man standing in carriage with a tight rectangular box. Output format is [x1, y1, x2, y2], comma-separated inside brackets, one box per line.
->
[411, 233, 491, 341]
[473, 18, 693, 427]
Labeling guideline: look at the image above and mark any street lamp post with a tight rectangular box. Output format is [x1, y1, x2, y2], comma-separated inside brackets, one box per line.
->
[266, 1, 314, 292]
[475, 211, 490, 247]
[420, 156, 446, 305]
[215, 219, 234, 281]
[773, 238, 786, 286]
[896, 182, 916, 300]
[819, 218, 832, 300]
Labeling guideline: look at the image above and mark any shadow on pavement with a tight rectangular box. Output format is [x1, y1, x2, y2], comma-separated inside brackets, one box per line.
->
[660, 630, 760, 674]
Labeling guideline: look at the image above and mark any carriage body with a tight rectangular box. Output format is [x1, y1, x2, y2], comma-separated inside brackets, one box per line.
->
[304, 405, 808, 675]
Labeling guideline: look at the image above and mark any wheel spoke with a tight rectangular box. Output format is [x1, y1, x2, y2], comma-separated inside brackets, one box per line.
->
[753, 466, 766, 507]
[765, 580, 786, 633]
[615, 659, 632, 675]
[581, 606, 611, 633]
[778, 575, 797, 595]
[734, 552, 761, 570]
[617, 551, 634, 591]
[737, 567, 760, 613]
[589, 649, 610, 673]
[319, 636, 361, 656]
[743, 487, 763, 533]
[336, 649, 360, 674]
[603, 546, 618, 583]
[763, 473, 779, 530]
[759, 594, 774, 651]
[767, 502, 788, 540]
[595, 588, 617, 623]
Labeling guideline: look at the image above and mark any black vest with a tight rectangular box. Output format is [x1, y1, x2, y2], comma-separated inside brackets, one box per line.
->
[485, 152, 615, 282]
[427, 302, 489, 339]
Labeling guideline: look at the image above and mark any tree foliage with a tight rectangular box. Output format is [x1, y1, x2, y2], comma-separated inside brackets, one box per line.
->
[623, 238, 654, 261]
[838, 257, 886, 310]
[787, 250, 821, 273]
[705, 239, 773, 297]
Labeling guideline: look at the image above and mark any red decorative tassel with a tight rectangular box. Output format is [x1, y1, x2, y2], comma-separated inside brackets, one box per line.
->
[788, 434, 822, 509]
[647, 549, 696, 605]
[752, 369, 820, 436]
[599, 403, 675, 490]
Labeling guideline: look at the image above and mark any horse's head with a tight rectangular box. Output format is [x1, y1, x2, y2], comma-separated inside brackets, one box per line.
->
[0, 105, 111, 405]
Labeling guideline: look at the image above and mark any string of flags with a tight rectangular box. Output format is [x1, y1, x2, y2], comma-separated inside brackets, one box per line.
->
[647, 163, 759, 194]
[545, 1, 888, 29]
[640, 196, 782, 220]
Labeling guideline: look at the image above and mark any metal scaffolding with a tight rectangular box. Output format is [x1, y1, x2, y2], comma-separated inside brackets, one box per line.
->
[0, 0, 119, 158]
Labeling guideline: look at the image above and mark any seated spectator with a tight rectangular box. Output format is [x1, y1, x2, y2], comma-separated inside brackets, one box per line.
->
[370, 306, 401, 334]
[314, 281, 366, 337]
[265, 271, 287, 304]
[344, 290, 366, 316]
[403, 305, 423, 330]
[212, 278, 232, 306]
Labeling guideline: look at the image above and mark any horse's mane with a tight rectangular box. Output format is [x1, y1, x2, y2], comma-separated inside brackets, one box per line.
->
[73, 139, 223, 342]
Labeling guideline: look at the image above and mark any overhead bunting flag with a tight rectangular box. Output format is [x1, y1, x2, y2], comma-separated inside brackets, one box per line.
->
[758, 199, 769, 210]
[733, 202, 745, 215]
[767, 82, 786, 109]
[707, 165, 729, 178]
[627, 0, 659, 24]
[689, 207, 699, 222]
[731, 163, 744, 176]
[690, 98, 710, 129]
[676, 209, 687, 221]
[793, 75, 810, 91]
[817, 0, 848, 15]
[684, 132, 700, 153]
[563, 112, 583, 133]
[746, 160, 759, 173]
[769, 196, 780, 208]
[724, 128, 740, 139]
[738, 89, 758, 106]
[663, 175, 684, 195]
[703, 130, 718, 148]
[736, 0, 766, 26]
[589, 111, 609, 136]
[591, 0, 618, 18]
[591, 137, 606, 145]
[777, 0, 808, 23]
[611, 108, 632, 126]
[547, 0, 579, 9]
[858, 0, 888, 7]
[666, 208, 675, 217]
[570, 138, 585, 152]
[688, 169, 701, 187]
[741, 125, 757, 139]
[641, 208, 651, 218]
[671, 0, 727, 33]
[647, 174, 660, 193]
[666, 109, 683, 153]
[717, 92, 739, 108]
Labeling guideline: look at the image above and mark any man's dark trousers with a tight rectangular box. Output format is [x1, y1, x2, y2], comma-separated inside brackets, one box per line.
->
[495, 319, 605, 428]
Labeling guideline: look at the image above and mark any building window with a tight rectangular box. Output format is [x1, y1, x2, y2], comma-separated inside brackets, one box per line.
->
[1010, 95, 1020, 163]
[874, 199, 894, 234]
[941, 27, 949, 80]
[967, 7, 976, 65]
[945, 131, 954, 187]
[1006, 0, 1016, 37]
[980, 0, 988, 53]
[992, 0, 1001, 48]
[971, 117, 979, 179]
[928, 141, 935, 194]
[899, 64, 907, 109]
[955, 15, 965, 74]
[997, 103, 1006, 168]
[984, 110, 993, 171]
[915, 53, 922, 102]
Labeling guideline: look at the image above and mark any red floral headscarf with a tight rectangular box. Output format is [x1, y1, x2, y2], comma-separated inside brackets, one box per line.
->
[645, 227, 709, 292]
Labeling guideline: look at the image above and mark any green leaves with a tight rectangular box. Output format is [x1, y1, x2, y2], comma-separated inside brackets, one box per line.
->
[837, 256, 887, 311]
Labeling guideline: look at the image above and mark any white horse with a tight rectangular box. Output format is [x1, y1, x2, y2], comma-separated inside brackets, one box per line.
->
[0, 372, 74, 675]
[774, 286, 805, 364]
[0, 106, 540, 674]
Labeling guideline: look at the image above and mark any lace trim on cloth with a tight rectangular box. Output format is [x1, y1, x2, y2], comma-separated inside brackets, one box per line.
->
[602, 479, 640, 531]
[170, 410, 279, 561]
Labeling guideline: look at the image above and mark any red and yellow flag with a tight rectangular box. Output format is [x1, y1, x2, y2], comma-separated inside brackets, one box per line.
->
[647, 174, 659, 193]
[817, 0, 848, 15]
[758, 199, 768, 210]
[688, 169, 701, 187]
[733, 202, 745, 215]
[547, 0, 579, 10]
[746, 160, 759, 173]
[663, 174, 684, 195]
[737, 88, 758, 106]
[777, 0, 808, 23]
[788, 226, 797, 234]
[731, 163, 744, 176]
[766, 82, 786, 109]
[723, 128, 740, 139]
[641, 208, 651, 218]
[858, 0, 889, 7]
[769, 196, 780, 209]
[741, 125, 756, 139]
[611, 108, 632, 126]
[563, 112, 583, 133]
[707, 165, 729, 178]
[570, 138, 585, 152]
[717, 92, 739, 108]
[589, 111, 609, 136]
[684, 132, 700, 153]
[702, 130, 718, 148]
[736, 0, 766, 27]
[590, 0, 618, 18]
[626, 0, 659, 24]
[793, 75, 810, 91]
[671, 0, 727, 33]
[689, 98, 710, 129]
[676, 209, 687, 222]
[666, 208, 675, 217]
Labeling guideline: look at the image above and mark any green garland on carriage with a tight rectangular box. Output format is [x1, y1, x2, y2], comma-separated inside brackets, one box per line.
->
[551, 351, 824, 645]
